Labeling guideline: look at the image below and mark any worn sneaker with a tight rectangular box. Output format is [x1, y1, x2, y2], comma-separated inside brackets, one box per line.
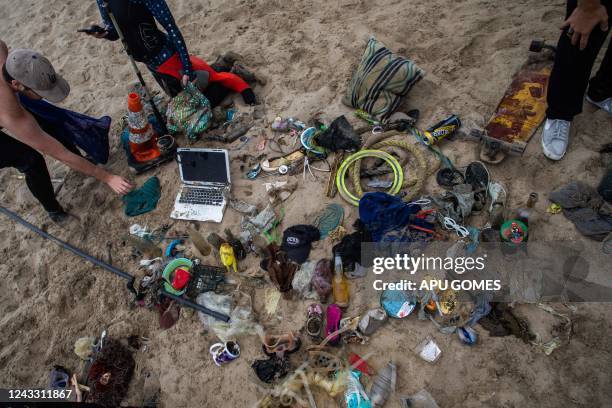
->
[541, 118, 571, 161]
[586, 95, 612, 115]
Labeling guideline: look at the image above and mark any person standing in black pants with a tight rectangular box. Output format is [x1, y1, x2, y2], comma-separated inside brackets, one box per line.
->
[1, 40, 133, 222]
[542, 0, 611, 161]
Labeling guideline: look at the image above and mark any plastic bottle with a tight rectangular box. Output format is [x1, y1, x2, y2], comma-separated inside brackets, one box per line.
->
[368, 361, 397, 407]
[333, 254, 349, 308]
[127, 93, 160, 163]
[345, 370, 372, 408]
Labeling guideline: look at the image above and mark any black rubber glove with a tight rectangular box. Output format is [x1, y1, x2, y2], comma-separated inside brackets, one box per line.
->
[241, 88, 258, 105]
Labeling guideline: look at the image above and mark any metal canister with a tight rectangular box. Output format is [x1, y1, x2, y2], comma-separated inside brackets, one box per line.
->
[423, 114, 461, 145]
[527, 192, 539, 208]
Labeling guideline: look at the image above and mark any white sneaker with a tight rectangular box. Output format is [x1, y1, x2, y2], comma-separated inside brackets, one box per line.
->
[541, 118, 571, 161]
[586, 95, 612, 115]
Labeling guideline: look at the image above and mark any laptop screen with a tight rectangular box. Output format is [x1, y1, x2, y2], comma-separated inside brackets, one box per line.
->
[179, 150, 229, 184]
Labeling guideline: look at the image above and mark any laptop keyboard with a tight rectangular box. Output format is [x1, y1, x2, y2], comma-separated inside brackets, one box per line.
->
[179, 187, 224, 206]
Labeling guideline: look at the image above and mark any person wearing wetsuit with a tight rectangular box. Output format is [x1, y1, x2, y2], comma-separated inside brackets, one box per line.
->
[89, 0, 255, 106]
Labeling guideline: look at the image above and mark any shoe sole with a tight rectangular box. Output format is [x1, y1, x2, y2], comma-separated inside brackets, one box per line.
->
[586, 96, 612, 116]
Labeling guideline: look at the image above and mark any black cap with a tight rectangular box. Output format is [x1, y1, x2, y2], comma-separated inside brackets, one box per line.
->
[281, 225, 321, 264]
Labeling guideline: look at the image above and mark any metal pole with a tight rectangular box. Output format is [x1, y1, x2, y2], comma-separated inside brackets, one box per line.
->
[103, 3, 169, 135]
[0, 205, 230, 322]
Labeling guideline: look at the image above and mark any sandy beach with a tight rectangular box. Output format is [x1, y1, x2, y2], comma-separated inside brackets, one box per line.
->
[1, 0, 611, 407]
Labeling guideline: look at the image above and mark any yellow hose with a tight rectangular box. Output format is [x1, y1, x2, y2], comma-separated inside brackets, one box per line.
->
[336, 150, 403, 206]
[350, 139, 428, 202]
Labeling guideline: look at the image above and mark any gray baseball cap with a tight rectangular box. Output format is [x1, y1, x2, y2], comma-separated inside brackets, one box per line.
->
[5, 48, 70, 103]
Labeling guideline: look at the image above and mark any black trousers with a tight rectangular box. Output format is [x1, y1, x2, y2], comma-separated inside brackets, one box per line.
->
[0, 126, 80, 213]
[547, 0, 612, 121]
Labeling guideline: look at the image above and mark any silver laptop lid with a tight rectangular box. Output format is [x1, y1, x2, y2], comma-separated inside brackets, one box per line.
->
[177, 148, 231, 187]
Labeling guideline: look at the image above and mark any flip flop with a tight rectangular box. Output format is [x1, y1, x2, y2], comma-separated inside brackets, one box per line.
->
[158, 299, 180, 330]
[306, 303, 324, 339]
[465, 161, 490, 194]
[325, 304, 342, 345]
[314, 204, 345, 239]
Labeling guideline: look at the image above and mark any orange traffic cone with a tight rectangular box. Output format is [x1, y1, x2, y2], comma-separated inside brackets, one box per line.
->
[127, 93, 160, 163]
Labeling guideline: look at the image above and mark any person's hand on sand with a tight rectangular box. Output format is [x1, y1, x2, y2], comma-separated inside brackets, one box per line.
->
[105, 174, 133, 195]
[561, 1, 609, 50]
[70, 374, 82, 402]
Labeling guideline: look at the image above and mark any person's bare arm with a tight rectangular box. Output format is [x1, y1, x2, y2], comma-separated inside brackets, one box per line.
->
[0, 104, 132, 194]
[562, 0, 609, 50]
[0, 39, 8, 65]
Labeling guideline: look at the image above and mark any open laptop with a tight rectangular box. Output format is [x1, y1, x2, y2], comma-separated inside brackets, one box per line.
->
[171, 148, 231, 223]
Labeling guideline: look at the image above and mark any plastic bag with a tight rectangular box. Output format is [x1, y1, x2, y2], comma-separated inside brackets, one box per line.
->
[197, 291, 261, 342]
[166, 82, 212, 141]
[291, 261, 318, 299]
[315, 115, 361, 152]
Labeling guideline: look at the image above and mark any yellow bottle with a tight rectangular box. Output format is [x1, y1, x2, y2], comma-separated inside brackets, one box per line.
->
[332, 254, 349, 308]
[220, 243, 238, 273]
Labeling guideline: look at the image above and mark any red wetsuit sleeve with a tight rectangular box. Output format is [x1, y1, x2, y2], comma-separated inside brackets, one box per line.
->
[156, 54, 250, 93]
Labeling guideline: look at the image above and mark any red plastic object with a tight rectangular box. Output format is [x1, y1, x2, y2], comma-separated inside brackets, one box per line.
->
[348, 352, 374, 376]
[171, 268, 191, 290]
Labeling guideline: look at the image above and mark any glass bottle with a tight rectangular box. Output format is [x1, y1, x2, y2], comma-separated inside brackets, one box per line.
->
[332, 254, 349, 308]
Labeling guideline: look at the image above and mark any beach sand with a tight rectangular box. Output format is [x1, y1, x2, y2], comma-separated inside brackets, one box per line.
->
[1, 0, 611, 406]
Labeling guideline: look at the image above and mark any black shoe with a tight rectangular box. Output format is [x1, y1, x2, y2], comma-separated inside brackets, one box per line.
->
[48, 210, 69, 224]
[212, 51, 244, 71]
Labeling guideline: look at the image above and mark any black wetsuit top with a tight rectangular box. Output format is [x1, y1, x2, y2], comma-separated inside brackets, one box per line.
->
[96, 0, 192, 75]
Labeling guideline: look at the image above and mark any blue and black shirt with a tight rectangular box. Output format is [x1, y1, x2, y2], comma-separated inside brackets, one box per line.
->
[96, 0, 193, 77]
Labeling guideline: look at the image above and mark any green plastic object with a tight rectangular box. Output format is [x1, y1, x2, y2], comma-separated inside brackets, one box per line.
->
[500, 219, 528, 244]
[162, 258, 193, 295]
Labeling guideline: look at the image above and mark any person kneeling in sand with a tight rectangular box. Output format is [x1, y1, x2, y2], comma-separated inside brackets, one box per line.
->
[0, 40, 132, 223]
[87, 0, 257, 106]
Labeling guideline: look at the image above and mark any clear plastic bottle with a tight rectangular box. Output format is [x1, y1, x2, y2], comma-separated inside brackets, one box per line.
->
[333, 254, 349, 308]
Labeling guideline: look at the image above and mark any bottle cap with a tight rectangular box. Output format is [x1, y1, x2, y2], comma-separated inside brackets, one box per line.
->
[128, 92, 143, 112]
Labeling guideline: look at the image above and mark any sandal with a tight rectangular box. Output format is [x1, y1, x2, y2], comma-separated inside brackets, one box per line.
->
[306, 304, 324, 339]
[262, 332, 301, 358]
[465, 161, 490, 215]
[325, 304, 342, 346]
[340, 316, 366, 344]
[465, 161, 490, 194]
[314, 204, 345, 239]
